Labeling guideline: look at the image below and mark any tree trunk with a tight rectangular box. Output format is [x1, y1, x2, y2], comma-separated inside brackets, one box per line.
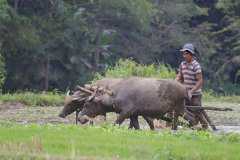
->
[215, 55, 240, 83]
[73, 0, 76, 5]
[93, 26, 102, 70]
[14, 0, 20, 12]
[43, 56, 49, 91]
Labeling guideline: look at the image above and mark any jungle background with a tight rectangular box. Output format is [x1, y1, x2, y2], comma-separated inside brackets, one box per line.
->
[0, 0, 240, 94]
[1, 1, 240, 159]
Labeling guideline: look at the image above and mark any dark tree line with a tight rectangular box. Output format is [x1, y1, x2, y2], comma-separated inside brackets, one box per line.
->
[0, 0, 239, 94]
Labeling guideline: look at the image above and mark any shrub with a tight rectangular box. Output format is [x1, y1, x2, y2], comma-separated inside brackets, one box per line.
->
[94, 59, 176, 80]
[0, 92, 64, 106]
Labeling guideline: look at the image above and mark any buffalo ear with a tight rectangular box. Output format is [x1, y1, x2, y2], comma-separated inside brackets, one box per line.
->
[64, 95, 73, 106]
[98, 94, 113, 106]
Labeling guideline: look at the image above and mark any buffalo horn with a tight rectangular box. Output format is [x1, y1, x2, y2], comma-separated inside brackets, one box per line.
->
[66, 90, 70, 96]
[86, 89, 98, 102]
[84, 84, 92, 90]
[100, 88, 113, 96]
[72, 97, 87, 101]
[76, 85, 94, 94]
[105, 89, 113, 96]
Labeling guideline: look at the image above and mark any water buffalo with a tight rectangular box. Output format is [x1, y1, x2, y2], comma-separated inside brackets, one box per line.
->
[58, 78, 122, 123]
[81, 77, 187, 130]
[59, 78, 155, 129]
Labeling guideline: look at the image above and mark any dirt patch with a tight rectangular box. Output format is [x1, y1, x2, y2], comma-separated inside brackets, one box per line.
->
[0, 103, 106, 125]
[204, 102, 240, 126]
[0, 101, 239, 132]
[0, 102, 25, 111]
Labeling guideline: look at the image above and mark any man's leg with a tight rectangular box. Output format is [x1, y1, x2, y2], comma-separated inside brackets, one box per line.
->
[191, 95, 210, 129]
[184, 97, 198, 127]
[186, 95, 208, 129]
[196, 111, 208, 129]
[183, 108, 198, 126]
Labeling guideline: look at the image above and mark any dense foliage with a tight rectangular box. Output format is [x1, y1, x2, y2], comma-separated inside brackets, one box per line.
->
[0, 0, 239, 94]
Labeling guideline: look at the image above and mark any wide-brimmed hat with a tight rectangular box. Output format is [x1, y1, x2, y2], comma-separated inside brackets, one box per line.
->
[180, 43, 195, 54]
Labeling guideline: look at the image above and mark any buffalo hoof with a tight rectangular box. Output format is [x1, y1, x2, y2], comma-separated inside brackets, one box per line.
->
[78, 117, 89, 124]
[59, 113, 66, 118]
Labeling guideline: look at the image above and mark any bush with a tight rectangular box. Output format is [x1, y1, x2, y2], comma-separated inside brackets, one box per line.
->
[94, 59, 176, 80]
[0, 92, 64, 106]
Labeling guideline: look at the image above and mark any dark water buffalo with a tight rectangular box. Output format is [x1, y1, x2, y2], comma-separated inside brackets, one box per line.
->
[58, 91, 85, 119]
[58, 78, 154, 129]
[81, 77, 187, 130]
[58, 78, 122, 122]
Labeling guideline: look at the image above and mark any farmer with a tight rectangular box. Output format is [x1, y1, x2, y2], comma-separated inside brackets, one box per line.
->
[175, 43, 209, 129]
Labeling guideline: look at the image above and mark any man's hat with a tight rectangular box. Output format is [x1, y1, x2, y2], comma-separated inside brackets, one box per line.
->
[180, 43, 195, 55]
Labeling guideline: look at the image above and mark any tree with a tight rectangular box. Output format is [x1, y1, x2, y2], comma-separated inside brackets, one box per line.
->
[197, 0, 240, 85]
[0, 0, 239, 93]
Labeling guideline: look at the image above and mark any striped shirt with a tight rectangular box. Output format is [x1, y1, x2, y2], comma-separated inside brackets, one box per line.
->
[179, 59, 202, 95]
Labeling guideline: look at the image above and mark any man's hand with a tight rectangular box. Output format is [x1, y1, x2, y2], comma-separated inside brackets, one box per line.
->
[187, 90, 193, 100]
[175, 72, 183, 83]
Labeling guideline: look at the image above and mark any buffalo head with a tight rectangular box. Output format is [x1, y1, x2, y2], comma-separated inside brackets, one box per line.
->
[59, 90, 87, 118]
[81, 93, 114, 118]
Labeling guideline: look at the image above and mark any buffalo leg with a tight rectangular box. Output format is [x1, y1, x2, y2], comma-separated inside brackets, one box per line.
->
[142, 116, 154, 130]
[166, 111, 179, 130]
[129, 116, 154, 130]
[196, 112, 208, 129]
[171, 111, 178, 130]
[115, 102, 134, 126]
[89, 120, 94, 125]
[76, 110, 80, 125]
[165, 113, 172, 127]
[129, 118, 134, 129]
[103, 113, 107, 121]
[115, 111, 130, 126]
[78, 116, 89, 124]
[183, 109, 198, 126]
[129, 115, 140, 129]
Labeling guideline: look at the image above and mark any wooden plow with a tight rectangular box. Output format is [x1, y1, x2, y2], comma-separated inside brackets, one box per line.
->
[184, 105, 233, 131]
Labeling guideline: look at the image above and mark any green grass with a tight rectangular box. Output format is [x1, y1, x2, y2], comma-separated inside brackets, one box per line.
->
[0, 123, 239, 160]
[0, 92, 64, 106]
[203, 90, 240, 103]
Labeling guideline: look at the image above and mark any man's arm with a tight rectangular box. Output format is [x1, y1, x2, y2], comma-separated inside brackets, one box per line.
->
[175, 72, 183, 83]
[190, 73, 203, 93]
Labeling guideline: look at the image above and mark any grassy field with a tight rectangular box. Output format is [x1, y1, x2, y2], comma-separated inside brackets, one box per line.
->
[0, 92, 239, 159]
[0, 123, 240, 160]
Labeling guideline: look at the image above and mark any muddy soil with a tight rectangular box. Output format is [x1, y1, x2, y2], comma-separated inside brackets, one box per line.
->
[0, 101, 239, 133]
